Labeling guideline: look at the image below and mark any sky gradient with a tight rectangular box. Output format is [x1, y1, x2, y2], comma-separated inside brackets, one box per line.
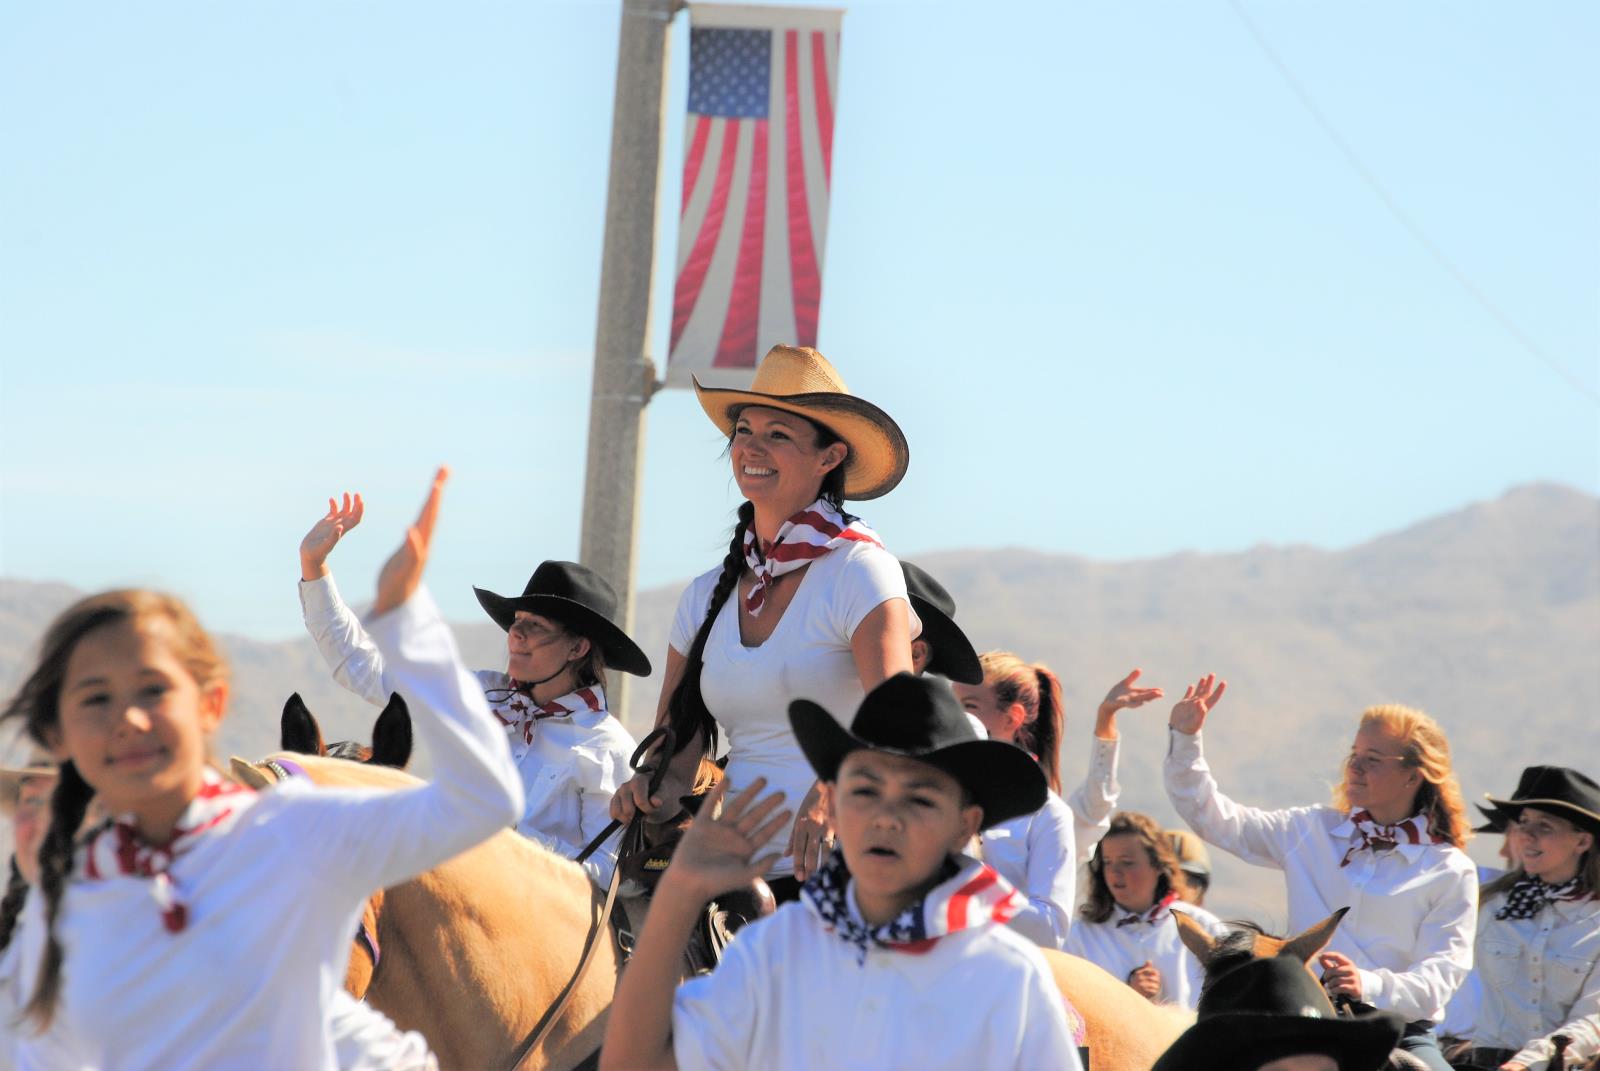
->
[2, 0, 1596, 640]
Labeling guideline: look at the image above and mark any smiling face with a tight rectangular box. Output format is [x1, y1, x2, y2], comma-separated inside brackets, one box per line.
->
[730, 406, 847, 514]
[54, 619, 226, 839]
[1512, 806, 1594, 884]
[1097, 832, 1163, 914]
[1341, 723, 1422, 823]
[827, 750, 983, 926]
[505, 611, 588, 688]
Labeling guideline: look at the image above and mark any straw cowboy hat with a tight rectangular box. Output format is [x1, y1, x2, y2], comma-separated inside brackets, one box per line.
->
[1167, 829, 1212, 882]
[900, 561, 983, 685]
[1152, 956, 1405, 1071]
[474, 560, 652, 678]
[1485, 765, 1600, 837]
[0, 755, 58, 817]
[694, 345, 910, 501]
[788, 673, 1046, 829]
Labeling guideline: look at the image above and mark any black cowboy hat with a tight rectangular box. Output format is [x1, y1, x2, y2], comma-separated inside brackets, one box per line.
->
[787, 673, 1046, 830]
[473, 561, 652, 678]
[1485, 765, 1600, 838]
[1152, 957, 1405, 1071]
[901, 561, 983, 686]
[1474, 766, 1543, 834]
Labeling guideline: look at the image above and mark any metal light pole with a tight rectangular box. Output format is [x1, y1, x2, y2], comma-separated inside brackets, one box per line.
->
[578, 0, 680, 722]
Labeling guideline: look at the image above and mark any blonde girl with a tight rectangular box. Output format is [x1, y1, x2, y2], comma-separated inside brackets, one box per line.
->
[1165, 678, 1477, 1071]
[0, 475, 520, 1070]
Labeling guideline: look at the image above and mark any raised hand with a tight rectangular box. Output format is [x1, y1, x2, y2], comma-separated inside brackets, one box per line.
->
[662, 777, 792, 902]
[373, 467, 449, 616]
[300, 493, 364, 581]
[1168, 673, 1227, 735]
[1094, 668, 1165, 738]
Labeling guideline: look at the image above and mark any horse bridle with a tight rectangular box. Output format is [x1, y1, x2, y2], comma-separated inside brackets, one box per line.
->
[258, 757, 381, 972]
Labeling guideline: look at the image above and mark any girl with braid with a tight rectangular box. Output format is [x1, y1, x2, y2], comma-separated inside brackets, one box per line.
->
[0, 470, 521, 1070]
[611, 346, 916, 899]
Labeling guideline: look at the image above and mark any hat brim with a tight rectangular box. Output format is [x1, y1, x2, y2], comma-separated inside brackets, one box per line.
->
[908, 597, 983, 685]
[693, 379, 910, 501]
[0, 764, 57, 816]
[473, 588, 652, 677]
[787, 699, 1045, 829]
[1484, 794, 1600, 836]
[1474, 801, 1510, 834]
[1152, 1009, 1405, 1071]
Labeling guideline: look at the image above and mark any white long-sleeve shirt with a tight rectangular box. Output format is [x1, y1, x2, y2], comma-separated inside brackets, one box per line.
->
[671, 892, 1080, 1071]
[1066, 735, 1119, 864]
[12, 588, 522, 1071]
[299, 574, 632, 886]
[981, 792, 1076, 949]
[1462, 889, 1600, 1070]
[1163, 728, 1477, 1023]
[1064, 900, 1226, 1009]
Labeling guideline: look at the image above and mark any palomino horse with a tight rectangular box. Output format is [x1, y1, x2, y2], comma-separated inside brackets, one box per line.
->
[1040, 949, 1193, 1070]
[232, 752, 617, 1071]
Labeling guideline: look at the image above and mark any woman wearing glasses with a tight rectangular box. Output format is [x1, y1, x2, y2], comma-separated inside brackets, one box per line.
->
[1162, 676, 1476, 1071]
[296, 472, 649, 888]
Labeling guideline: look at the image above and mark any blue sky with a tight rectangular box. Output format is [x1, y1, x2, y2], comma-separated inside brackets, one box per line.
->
[2, 0, 1596, 640]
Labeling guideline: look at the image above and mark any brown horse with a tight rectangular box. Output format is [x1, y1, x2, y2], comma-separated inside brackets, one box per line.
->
[232, 752, 618, 1071]
[1173, 908, 1434, 1071]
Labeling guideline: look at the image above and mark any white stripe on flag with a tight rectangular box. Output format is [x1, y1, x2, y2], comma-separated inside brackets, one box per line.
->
[678, 118, 726, 278]
[796, 35, 831, 274]
[672, 117, 756, 377]
[757, 28, 798, 356]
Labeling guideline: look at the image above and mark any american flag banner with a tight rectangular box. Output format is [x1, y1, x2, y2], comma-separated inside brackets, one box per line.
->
[664, 4, 843, 388]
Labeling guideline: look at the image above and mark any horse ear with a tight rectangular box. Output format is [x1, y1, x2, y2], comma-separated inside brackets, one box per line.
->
[1173, 907, 1220, 965]
[229, 756, 274, 791]
[281, 693, 326, 756]
[369, 693, 413, 769]
[1279, 907, 1349, 964]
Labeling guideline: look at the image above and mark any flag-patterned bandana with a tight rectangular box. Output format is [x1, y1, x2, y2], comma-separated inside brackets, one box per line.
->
[79, 767, 257, 934]
[801, 849, 1022, 965]
[489, 682, 606, 746]
[743, 499, 882, 616]
[1116, 891, 1180, 927]
[1495, 874, 1586, 921]
[1338, 810, 1441, 868]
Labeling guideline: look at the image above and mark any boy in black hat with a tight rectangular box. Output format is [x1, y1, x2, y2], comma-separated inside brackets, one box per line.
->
[601, 673, 1081, 1071]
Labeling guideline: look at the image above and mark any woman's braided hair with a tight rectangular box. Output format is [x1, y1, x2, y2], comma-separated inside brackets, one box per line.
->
[664, 414, 847, 758]
[0, 857, 29, 953]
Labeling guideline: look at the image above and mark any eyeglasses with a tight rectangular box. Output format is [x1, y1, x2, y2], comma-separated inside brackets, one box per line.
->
[1345, 752, 1412, 774]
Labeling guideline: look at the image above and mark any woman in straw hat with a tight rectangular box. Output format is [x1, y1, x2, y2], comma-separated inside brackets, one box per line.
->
[296, 468, 650, 889]
[1165, 680, 1476, 1071]
[611, 345, 916, 898]
[1447, 766, 1600, 1070]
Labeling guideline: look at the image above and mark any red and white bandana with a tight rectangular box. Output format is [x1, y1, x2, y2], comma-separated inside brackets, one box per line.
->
[1116, 891, 1180, 927]
[743, 498, 883, 616]
[490, 682, 606, 746]
[802, 851, 1022, 963]
[1337, 809, 1441, 868]
[79, 767, 257, 933]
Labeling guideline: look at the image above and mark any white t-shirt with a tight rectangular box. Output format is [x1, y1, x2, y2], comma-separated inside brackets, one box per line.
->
[1063, 900, 1225, 1010]
[669, 540, 910, 876]
[981, 792, 1077, 949]
[671, 896, 1081, 1071]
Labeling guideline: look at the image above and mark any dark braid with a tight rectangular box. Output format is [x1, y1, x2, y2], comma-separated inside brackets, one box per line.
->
[0, 858, 29, 954]
[24, 760, 95, 1029]
[665, 500, 755, 757]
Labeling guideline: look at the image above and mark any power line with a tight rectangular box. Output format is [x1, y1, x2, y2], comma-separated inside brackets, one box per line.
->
[1228, 0, 1600, 408]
